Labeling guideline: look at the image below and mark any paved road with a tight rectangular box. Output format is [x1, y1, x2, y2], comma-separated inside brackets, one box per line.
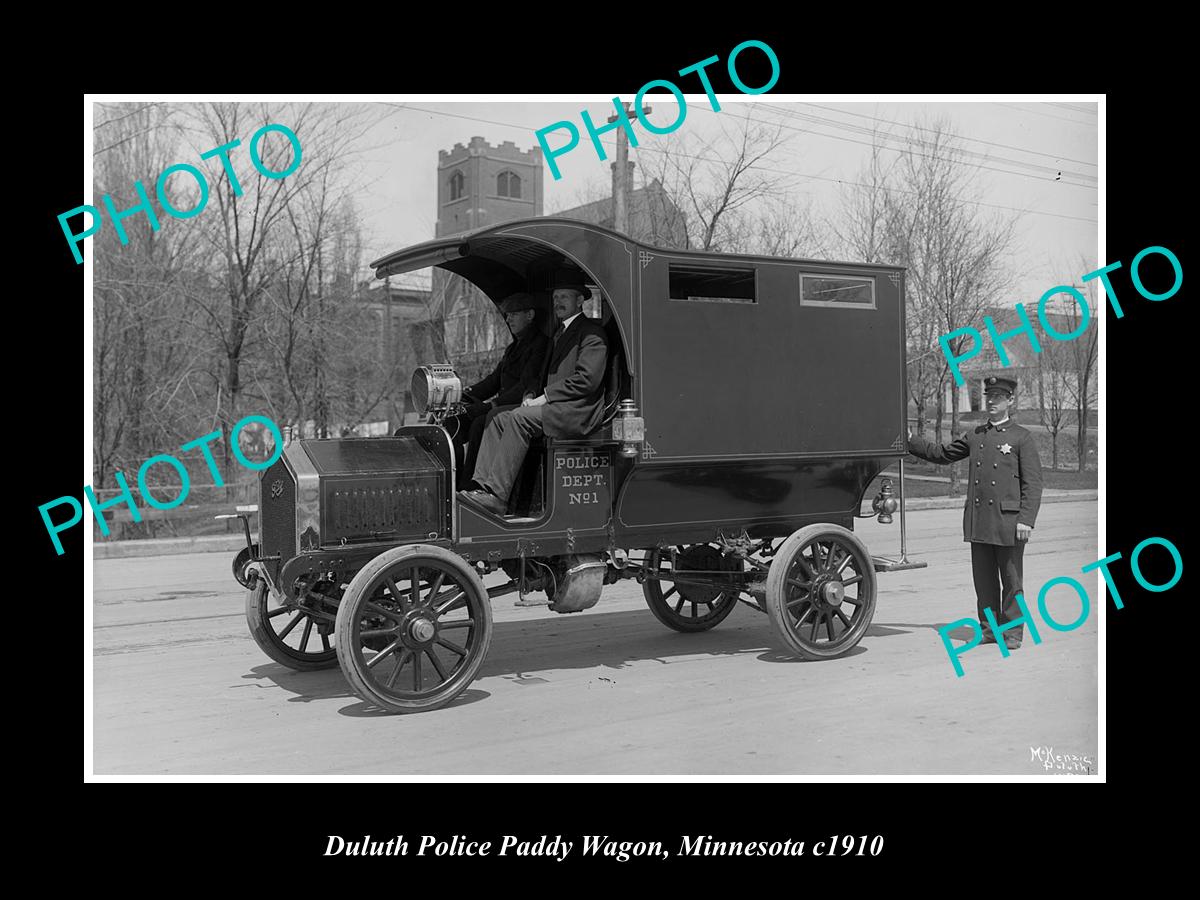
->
[90, 501, 1099, 776]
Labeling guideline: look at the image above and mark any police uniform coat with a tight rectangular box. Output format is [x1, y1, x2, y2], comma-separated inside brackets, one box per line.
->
[907, 420, 1043, 545]
[465, 329, 549, 408]
[539, 314, 609, 439]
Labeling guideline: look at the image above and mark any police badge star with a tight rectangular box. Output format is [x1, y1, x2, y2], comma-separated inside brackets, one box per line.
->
[999, 443, 1013, 454]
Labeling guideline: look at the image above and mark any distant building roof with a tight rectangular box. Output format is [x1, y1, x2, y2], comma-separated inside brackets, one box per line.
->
[557, 179, 688, 248]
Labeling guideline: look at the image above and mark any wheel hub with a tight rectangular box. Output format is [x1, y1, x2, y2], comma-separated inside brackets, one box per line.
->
[405, 612, 437, 645]
[811, 574, 845, 609]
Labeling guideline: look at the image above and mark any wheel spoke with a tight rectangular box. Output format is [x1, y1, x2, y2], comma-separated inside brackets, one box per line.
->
[809, 613, 820, 642]
[266, 606, 291, 620]
[662, 586, 678, 601]
[810, 542, 824, 571]
[842, 594, 862, 606]
[786, 593, 811, 610]
[438, 620, 475, 630]
[825, 546, 843, 573]
[364, 601, 403, 622]
[300, 616, 313, 652]
[795, 555, 815, 581]
[435, 590, 467, 616]
[825, 615, 836, 641]
[835, 609, 853, 629]
[795, 604, 815, 627]
[787, 577, 811, 591]
[426, 570, 446, 604]
[426, 648, 449, 681]
[385, 577, 410, 613]
[673, 598, 685, 615]
[835, 553, 854, 575]
[278, 612, 303, 639]
[410, 567, 422, 608]
[359, 627, 399, 639]
[385, 649, 412, 688]
[413, 651, 423, 691]
[842, 574, 863, 586]
[367, 638, 402, 668]
[321, 633, 330, 651]
[690, 601, 699, 619]
[436, 636, 468, 657]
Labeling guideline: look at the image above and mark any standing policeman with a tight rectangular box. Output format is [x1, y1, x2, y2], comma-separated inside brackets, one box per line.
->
[906, 375, 1043, 649]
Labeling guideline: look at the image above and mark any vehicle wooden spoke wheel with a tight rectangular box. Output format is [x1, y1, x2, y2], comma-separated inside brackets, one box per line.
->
[765, 524, 877, 660]
[643, 544, 741, 633]
[335, 545, 492, 713]
[245, 578, 340, 671]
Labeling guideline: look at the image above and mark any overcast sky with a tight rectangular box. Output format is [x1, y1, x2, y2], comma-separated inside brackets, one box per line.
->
[350, 98, 1098, 303]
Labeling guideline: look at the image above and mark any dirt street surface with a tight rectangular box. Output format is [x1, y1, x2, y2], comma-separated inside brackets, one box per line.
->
[91, 501, 1099, 776]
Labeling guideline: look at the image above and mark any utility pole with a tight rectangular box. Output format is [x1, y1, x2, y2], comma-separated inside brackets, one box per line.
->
[608, 101, 646, 235]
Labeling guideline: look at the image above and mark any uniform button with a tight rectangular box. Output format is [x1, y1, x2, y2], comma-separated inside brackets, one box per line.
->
[975, 479, 979, 484]
[975, 499, 980, 504]
[988, 499, 994, 505]
[993, 463, 998, 468]
[979, 444, 984, 449]
[991, 480, 996, 485]
[976, 462, 981, 467]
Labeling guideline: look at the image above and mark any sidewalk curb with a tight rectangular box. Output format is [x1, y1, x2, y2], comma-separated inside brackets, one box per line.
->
[92, 491, 1099, 560]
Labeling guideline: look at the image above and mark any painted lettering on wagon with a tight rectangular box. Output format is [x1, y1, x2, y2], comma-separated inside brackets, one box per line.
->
[556, 453, 610, 505]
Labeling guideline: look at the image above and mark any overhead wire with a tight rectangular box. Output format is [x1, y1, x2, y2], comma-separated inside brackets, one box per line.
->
[383, 103, 1097, 225]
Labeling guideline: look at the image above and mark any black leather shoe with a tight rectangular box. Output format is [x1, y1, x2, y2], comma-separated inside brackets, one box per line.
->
[980, 632, 997, 645]
[458, 489, 507, 516]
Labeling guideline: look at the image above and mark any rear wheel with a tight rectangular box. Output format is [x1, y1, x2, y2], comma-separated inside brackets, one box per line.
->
[765, 524, 876, 660]
[643, 544, 741, 633]
[335, 545, 492, 713]
[245, 579, 339, 671]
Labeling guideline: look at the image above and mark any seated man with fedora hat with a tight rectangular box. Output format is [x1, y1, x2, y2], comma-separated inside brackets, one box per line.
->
[449, 291, 548, 486]
[459, 269, 609, 516]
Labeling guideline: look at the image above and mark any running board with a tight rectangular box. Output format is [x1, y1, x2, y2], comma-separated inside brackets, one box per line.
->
[872, 555, 928, 572]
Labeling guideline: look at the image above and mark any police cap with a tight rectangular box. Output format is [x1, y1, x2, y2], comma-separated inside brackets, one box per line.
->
[983, 375, 1017, 395]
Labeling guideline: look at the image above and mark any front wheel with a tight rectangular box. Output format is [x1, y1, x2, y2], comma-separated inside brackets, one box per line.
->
[765, 524, 877, 660]
[245, 580, 339, 671]
[335, 545, 492, 713]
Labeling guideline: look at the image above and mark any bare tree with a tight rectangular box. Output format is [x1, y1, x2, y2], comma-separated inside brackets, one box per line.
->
[839, 119, 1020, 494]
[1064, 259, 1098, 472]
[180, 102, 383, 474]
[1035, 339, 1073, 469]
[636, 110, 794, 252]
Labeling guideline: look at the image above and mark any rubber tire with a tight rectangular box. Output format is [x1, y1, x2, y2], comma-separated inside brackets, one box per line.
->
[335, 544, 492, 714]
[245, 580, 339, 671]
[642, 548, 740, 633]
[765, 524, 877, 660]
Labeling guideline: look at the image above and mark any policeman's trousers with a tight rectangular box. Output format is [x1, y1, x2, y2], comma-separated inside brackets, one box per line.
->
[473, 406, 546, 502]
[970, 541, 1026, 645]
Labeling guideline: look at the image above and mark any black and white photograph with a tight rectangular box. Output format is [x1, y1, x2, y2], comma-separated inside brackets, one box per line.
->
[77, 89, 1118, 781]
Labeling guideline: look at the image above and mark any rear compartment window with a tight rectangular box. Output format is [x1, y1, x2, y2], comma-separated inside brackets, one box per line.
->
[668, 265, 756, 304]
[800, 274, 876, 309]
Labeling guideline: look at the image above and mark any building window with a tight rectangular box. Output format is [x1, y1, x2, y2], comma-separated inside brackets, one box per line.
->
[449, 171, 464, 201]
[799, 274, 876, 309]
[668, 264, 756, 304]
[497, 170, 521, 198]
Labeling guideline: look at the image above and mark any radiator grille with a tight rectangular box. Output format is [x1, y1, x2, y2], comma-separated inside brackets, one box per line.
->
[324, 473, 444, 542]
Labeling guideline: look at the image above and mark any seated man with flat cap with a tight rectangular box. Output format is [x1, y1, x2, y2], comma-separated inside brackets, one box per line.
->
[450, 292, 548, 486]
[459, 270, 609, 515]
